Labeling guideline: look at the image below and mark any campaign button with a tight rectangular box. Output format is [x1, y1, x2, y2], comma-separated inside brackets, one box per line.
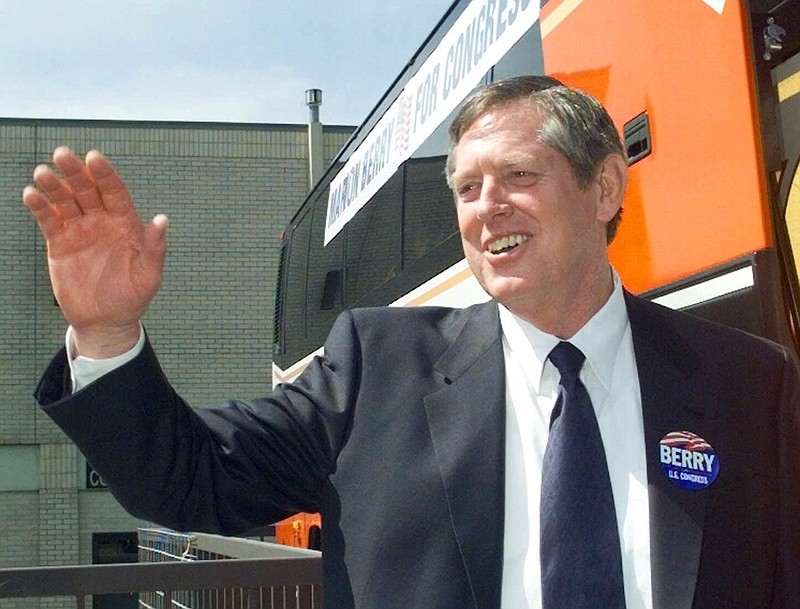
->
[659, 431, 719, 490]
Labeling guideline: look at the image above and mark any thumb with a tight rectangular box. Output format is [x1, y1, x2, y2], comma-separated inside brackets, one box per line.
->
[142, 213, 170, 267]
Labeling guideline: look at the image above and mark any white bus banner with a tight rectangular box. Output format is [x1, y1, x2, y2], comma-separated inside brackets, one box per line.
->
[324, 0, 540, 245]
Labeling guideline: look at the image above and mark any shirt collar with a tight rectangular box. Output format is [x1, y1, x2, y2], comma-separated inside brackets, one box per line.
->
[570, 271, 629, 392]
[498, 270, 629, 393]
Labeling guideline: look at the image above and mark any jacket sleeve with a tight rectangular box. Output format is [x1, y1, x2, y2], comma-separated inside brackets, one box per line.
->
[35, 312, 363, 535]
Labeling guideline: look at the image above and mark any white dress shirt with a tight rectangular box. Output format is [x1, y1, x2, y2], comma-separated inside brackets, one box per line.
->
[66, 325, 145, 392]
[499, 273, 653, 609]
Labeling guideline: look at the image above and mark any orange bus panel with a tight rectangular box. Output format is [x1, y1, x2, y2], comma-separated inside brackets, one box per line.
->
[541, 0, 772, 293]
[275, 512, 322, 550]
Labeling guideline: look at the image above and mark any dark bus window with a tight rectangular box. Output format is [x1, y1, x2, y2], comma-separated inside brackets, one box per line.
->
[282, 207, 312, 360]
[307, 186, 345, 349]
[345, 172, 403, 306]
[273, 240, 287, 355]
[403, 155, 458, 267]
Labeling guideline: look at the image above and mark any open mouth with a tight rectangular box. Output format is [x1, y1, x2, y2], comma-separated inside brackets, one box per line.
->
[488, 234, 529, 254]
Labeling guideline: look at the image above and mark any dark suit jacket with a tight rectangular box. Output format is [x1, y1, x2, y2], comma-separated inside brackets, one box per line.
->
[36, 293, 800, 609]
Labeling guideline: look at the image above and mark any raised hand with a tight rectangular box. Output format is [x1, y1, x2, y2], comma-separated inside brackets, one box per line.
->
[23, 147, 169, 358]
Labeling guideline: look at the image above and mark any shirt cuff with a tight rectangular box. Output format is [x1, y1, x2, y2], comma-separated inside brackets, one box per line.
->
[66, 324, 146, 392]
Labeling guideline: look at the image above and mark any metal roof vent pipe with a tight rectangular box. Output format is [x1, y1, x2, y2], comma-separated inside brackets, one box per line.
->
[306, 88, 323, 191]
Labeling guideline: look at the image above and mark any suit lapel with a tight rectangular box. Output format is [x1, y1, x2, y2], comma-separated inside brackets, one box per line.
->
[422, 295, 717, 609]
[626, 294, 716, 609]
[424, 301, 506, 609]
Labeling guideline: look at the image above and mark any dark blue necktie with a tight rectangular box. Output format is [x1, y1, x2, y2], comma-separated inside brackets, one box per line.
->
[540, 341, 626, 608]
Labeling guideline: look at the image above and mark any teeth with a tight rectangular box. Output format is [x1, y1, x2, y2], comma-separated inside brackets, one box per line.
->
[489, 234, 528, 253]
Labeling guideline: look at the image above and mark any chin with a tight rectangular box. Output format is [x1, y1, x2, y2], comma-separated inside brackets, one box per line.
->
[479, 276, 533, 304]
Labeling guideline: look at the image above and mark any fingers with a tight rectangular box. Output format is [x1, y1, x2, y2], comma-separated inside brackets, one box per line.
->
[30, 150, 85, 223]
[22, 184, 66, 238]
[84, 150, 134, 215]
[52, 146, 106, 215]
[24, 147, 134, 222]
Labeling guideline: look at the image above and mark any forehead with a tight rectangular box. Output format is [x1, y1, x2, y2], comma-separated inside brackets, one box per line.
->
[452, 101, 552, 171]
[460, 99, 542, 141]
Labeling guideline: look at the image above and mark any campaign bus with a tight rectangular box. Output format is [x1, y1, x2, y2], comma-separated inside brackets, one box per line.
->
[270, 0, 799, 545]
[273, 0, 800, 390]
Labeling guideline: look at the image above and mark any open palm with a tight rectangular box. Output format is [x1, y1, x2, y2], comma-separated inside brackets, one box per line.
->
[23, 147, 168, 356]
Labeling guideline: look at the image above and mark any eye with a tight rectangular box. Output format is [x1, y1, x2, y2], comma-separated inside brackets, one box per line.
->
[508, 170, 538, 186]
[456, 181, 480, 202]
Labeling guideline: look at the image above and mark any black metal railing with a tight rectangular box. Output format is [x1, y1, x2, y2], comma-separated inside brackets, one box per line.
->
[0, 555, 322, 609]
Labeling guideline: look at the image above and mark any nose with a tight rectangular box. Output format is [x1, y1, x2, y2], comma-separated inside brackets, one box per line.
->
[475, 177, 511, 221]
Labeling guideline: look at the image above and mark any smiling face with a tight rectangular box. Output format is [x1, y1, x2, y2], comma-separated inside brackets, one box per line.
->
[450, 99, 625, 337]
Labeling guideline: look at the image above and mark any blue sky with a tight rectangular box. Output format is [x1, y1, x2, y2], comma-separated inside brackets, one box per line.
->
[0, 1, 454, 126]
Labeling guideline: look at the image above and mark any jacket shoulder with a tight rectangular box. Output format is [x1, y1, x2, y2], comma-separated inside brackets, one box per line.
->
[625, 291, 793, 363]
[345, 301, 496, 338]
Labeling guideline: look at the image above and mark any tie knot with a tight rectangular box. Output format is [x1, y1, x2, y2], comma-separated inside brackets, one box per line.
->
[548, 341, 585, 377]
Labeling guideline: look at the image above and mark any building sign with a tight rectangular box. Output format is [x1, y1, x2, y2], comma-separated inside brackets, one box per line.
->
[325, 0, 541, 244]
[86, 462, 108, 489]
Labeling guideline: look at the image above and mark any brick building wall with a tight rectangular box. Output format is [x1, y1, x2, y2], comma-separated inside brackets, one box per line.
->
[0, 117, 352, 608]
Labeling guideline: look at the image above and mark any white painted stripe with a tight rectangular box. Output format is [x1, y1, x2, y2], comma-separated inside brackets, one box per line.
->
[540, 0, 584, 38]
[651, 265, 754, 310]
[701, 0, 726, 14]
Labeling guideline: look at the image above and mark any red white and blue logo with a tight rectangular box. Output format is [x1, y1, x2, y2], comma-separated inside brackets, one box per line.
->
[659, 431, 720, 490]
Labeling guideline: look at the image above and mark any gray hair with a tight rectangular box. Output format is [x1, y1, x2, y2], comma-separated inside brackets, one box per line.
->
[446, 75, 626, 242]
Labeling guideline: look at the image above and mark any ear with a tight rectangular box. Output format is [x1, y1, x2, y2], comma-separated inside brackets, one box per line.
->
[595, 154, 627, 223]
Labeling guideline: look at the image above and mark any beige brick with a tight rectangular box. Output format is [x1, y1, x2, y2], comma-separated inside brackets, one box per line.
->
[0, 117, 353, 581]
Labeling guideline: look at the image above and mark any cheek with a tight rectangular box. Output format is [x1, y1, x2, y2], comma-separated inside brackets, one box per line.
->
[456, 206, 478, 238]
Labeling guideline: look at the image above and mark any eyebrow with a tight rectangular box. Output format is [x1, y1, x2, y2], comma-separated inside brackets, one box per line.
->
[504, 147, 556, 167]
[451, 142, 556, 182]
